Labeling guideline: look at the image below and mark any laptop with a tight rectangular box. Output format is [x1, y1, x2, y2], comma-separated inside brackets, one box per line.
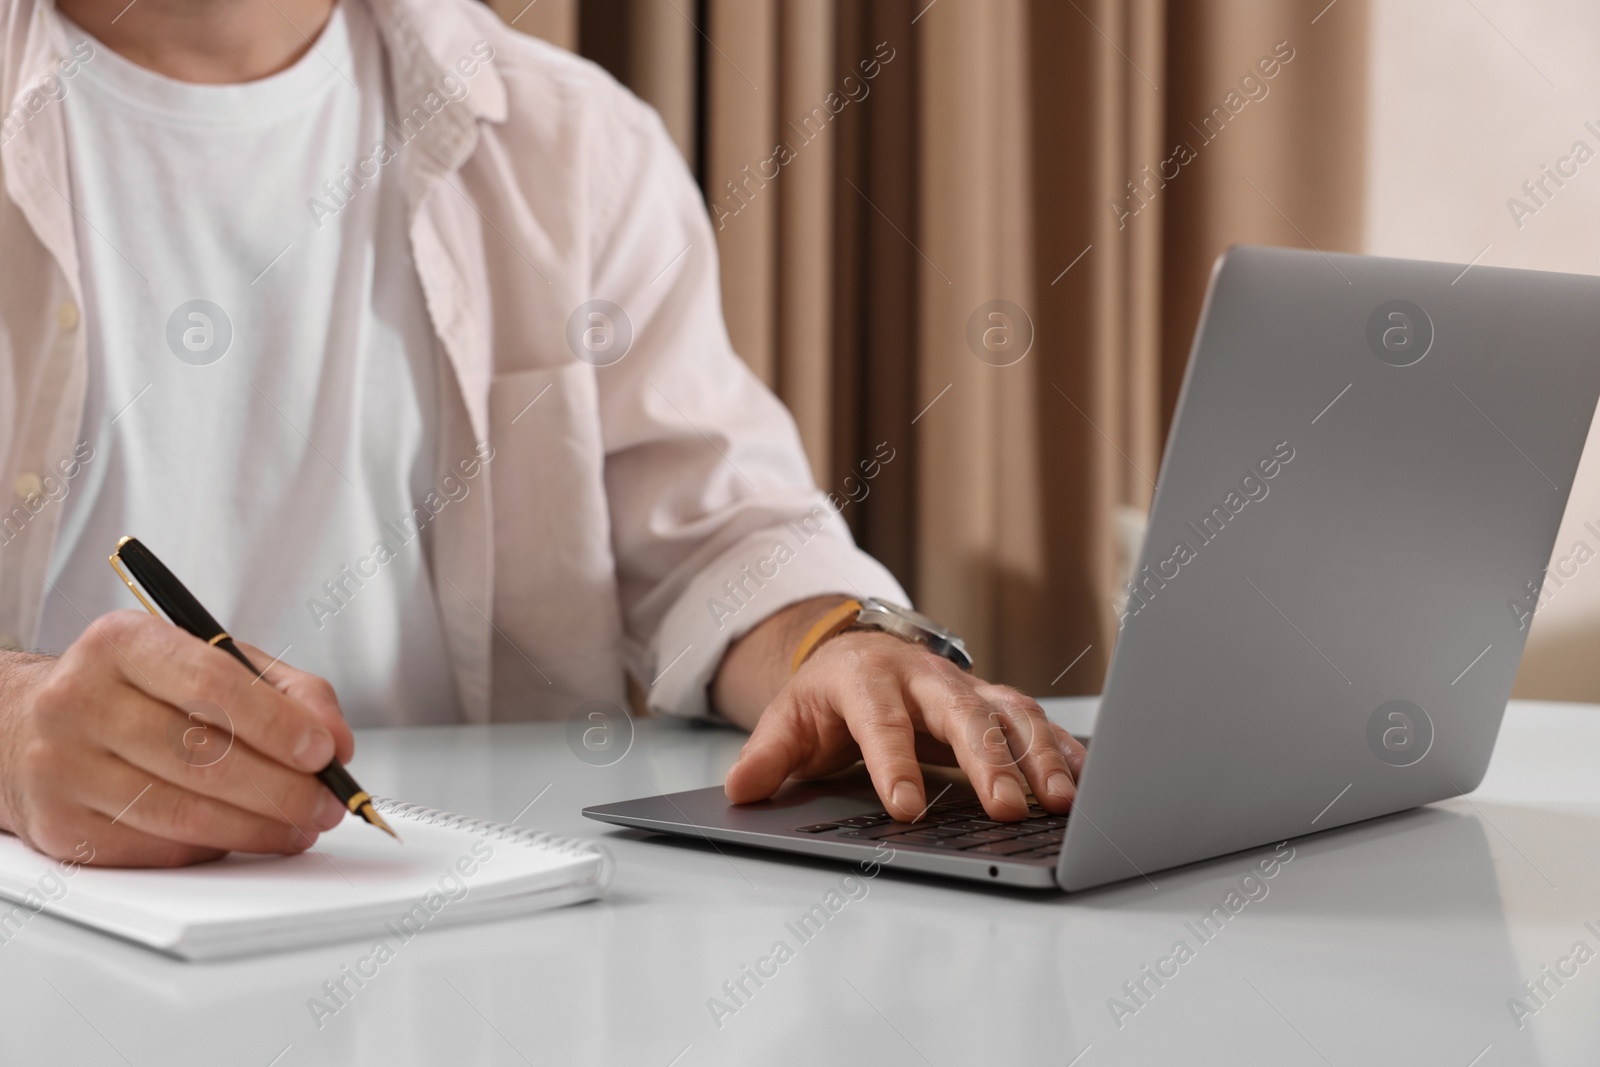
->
[584, 245, 1600, 891]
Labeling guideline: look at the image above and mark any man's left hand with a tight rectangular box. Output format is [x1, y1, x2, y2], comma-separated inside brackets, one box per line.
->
[713, 598, 1087, 823]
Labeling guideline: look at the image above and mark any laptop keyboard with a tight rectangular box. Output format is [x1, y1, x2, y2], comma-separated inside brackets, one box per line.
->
[792, 798, 1065, 861]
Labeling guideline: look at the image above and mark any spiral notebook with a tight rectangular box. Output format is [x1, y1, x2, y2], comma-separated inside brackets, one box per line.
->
[0, 798, 610, 960]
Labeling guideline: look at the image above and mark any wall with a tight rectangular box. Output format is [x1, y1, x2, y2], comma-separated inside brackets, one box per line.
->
[1364, 0, 1600, 698]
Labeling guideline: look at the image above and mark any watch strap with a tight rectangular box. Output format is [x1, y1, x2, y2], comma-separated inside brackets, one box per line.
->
[789, 599, 863, 674]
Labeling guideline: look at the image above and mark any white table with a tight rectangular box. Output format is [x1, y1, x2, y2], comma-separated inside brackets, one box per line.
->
[1, 698, 1596, 1066]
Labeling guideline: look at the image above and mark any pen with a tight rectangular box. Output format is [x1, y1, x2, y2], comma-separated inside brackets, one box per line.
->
[108, 535, 398, 841]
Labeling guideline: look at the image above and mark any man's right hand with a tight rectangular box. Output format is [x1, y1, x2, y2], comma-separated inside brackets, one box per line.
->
[0, 610, 355, 867]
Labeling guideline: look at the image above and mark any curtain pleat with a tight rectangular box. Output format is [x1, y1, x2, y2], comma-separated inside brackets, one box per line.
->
[775, 0, 836, 481]
[703, 1, 781, 386]
[832, 0, 920, 586]
[1161, 2, 1370, 429]
[915, 0, 1037, 679]
[574, 0, 698, 160]
[626, 0, 698, 159]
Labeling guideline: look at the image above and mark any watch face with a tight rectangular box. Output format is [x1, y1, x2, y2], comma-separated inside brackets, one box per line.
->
[860, 598, 973, 671]
[863, 598, 956, 640]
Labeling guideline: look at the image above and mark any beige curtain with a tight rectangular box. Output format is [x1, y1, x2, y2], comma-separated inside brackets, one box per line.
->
[486, 0, 1370, 695]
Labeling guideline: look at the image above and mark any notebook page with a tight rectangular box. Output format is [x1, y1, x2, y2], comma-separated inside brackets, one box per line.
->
[0, 806, 601, 955]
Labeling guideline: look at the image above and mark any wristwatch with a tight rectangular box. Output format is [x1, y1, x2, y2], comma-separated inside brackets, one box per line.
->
[790, 597, 973, 674]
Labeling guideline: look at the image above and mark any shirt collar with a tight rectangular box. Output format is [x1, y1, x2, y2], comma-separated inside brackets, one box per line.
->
[356, 0, 507, 218]
[5, 0, 508, 137]
[4, 0, 72, 118]
[366, 0, 508, 129]
[6, 0, 506, 236]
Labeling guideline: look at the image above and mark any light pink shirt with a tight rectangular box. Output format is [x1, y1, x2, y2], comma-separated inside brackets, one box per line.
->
[0, 0, 905, 722]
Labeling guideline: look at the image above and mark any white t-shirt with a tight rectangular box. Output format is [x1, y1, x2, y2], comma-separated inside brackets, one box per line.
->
[38, 1, 463, 726]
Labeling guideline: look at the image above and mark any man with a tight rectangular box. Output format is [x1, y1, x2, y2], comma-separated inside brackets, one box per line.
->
[0, 0, 1083, 866]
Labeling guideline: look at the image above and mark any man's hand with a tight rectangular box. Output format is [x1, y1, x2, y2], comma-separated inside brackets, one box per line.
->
[0, 611, 355, 867]
[714, 597, 1086, 822]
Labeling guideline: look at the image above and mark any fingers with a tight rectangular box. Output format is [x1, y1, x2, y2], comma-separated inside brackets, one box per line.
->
[101, 690, 348, 834]
[236, 642, 355, 764]
[724, 697, 860, 806]
[905, 666, 1029, 820]
[724, 629, 1083, 827]
[75, 612, 339, 775]
[724, 703, 816, 805]
[8, 618, 348, 868]
[21, 811, 225, 869]
[975, 684, 1078, 814]
[78, 825, 227, 869]
[823, 666, 927, 820]
[1050, 722, 1089, 780]
[726, 658, 929, 820]
[76, 750, 321, 855]
[903, 661, 1079, 820]
[10, 736, 313, 863]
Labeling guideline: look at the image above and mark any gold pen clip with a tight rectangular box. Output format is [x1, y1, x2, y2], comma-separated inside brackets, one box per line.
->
[108, 536, 162, 619]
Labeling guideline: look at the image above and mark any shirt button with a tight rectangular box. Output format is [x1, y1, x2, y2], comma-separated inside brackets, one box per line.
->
[56, 302, 80, 332]
[14, 472, 43, 502]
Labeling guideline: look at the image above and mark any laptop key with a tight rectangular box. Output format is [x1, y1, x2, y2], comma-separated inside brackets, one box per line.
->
[833, 821, 939, 840]
[834, 826, 910, 840]
[941, 832, 1008, 847]
[795, 823, 840, 833]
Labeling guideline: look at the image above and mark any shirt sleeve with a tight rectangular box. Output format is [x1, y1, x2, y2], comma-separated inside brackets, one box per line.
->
[581, 89, 908, 719]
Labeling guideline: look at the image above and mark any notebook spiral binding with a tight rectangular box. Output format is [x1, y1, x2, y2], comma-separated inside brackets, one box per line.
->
[371, 796, 615, 890]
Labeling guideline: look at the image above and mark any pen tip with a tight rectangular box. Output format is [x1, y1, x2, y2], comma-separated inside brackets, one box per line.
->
[362, 803, 401, 841]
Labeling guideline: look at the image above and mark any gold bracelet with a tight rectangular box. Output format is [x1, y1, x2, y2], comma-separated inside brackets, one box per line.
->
[789, 599, 863, 674]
